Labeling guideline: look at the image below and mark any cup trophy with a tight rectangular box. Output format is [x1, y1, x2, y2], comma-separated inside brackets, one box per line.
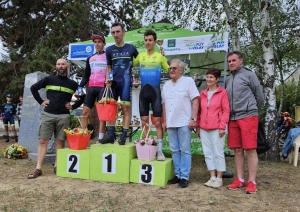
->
[132, 73, 140, 88]
[157, 39, 164, 55]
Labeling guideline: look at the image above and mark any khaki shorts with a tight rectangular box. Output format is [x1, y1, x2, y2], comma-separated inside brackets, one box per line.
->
[38, 111, 70, 141]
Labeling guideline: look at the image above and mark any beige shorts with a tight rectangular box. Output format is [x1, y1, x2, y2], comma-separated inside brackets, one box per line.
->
[38, 111, 70, 141]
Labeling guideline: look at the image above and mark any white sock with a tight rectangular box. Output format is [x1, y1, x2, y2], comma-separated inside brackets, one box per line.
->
[98, 133, 104, 140]
[210, 176, 217, 180]
[158, 140, 162, 152]
[239, 178, 245, 182]
[216, 177, 222, 182]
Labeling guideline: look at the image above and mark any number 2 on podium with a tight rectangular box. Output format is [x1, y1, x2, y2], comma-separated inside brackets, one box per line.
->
[67, 154, 80, 174]
[102, 153, 116, 174]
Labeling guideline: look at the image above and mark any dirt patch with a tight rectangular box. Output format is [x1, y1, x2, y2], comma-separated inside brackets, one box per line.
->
[0, 139, 299, 212]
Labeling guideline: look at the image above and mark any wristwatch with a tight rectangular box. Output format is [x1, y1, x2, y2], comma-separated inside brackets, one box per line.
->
[191, 118, 197, 121]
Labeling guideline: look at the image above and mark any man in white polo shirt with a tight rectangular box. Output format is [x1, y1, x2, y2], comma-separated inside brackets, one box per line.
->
[162, 59, 199, 188]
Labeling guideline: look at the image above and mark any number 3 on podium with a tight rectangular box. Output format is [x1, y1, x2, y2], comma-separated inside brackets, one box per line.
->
[102, 153, 116, 174]
[139, 164, 154, 184]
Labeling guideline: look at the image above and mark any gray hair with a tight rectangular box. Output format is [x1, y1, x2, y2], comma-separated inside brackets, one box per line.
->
[227, 51, 243, 59]
[169, 59, 186, 70]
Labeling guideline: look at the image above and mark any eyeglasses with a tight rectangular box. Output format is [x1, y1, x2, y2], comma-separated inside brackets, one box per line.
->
[168, 67, 178, 71]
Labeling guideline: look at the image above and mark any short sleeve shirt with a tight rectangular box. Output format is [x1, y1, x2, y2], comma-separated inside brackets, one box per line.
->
[106, 43, 138, 78]
[162, 76, 199, 128]
[133, 52, 169, 87]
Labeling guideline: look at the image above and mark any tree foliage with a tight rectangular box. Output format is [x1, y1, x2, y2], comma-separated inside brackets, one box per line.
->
[276, 80, 300, 118]
[0, 0, 145, 102]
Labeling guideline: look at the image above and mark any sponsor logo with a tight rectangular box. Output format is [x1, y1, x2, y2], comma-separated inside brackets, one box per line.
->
[112, 52, 130, 57]
[86, 46, 92, 53]
[168, 39, 176, 47]
[184, 40, 204, 50]
[164, 48, 181, 52]
[133, 41, 144, 49]
[214, 40, 225, 49]
[90, 62, 106, 68]
[72, 51, 87, 56]
[140, 71, 157, 75]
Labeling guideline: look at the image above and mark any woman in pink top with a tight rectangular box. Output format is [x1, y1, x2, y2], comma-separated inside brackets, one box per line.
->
[196, 68, 230, 188]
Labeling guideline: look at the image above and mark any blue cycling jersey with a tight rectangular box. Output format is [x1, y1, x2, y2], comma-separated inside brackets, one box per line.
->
[1, 102, 16, 117]
[106, 43, 138, 78]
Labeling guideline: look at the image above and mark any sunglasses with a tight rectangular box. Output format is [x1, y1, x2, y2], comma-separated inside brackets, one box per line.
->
[168, 67, 179, 71]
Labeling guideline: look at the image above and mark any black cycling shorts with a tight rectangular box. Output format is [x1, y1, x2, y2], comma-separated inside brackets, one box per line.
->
[84, 87, 105, 109]
[3, 115, 15, 126]
[139, 84, 162, 117]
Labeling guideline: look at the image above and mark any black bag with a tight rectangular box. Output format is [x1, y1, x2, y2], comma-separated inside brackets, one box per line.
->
[257, 122, 271, 154]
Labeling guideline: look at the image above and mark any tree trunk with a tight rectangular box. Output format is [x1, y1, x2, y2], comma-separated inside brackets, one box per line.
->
[222, 0, 240, 50]
[259, 0, 279, 162]
[278, 62, 285, 115]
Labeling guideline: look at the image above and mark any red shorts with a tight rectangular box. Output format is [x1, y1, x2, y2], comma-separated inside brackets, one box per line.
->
[228, 116, 258, 149]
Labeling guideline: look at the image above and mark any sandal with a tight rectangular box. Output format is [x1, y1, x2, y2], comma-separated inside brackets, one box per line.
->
[27, 169, 42, 179]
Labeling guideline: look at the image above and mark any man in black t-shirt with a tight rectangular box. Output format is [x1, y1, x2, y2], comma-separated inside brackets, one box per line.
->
[27, 58, 84, 179]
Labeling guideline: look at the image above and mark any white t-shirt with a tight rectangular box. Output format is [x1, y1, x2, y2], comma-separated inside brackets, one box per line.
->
[162, 76, 199, 128]
[207, 89, 217, 106]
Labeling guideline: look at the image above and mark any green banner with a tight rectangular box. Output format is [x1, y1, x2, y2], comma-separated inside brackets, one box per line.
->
[131, 130, 229, 155]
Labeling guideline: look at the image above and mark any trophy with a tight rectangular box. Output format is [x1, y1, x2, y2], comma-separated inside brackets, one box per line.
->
[132, 73, 140, 88]
[157, 39, 164, 55]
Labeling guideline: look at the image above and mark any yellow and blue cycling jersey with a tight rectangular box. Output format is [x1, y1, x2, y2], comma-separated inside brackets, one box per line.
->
[133, 52, 169, 87]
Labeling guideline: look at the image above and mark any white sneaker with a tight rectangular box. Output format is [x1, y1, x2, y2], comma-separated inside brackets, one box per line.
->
[157, 151, 165, 161]
[204, 179, 215, 187]
[211, 180, 223, 188]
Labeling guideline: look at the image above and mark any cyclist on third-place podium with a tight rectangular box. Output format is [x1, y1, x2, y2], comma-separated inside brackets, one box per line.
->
[133, 29, 169, 161]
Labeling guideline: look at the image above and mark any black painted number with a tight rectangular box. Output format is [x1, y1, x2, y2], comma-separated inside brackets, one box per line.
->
[141, 164, 152, 183]
[105, 154, 112, 173]
[68, 155, 78, 173]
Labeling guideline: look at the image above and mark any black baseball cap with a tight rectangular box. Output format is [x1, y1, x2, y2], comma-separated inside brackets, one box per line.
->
[6, 94, 12, 98]
[91, 34, 106, 42]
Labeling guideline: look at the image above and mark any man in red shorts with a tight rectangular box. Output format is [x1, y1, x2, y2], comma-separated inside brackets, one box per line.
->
[225, 51, 264, 194]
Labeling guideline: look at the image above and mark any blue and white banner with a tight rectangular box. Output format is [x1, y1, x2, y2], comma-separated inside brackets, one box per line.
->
[68, 44, 95, 60]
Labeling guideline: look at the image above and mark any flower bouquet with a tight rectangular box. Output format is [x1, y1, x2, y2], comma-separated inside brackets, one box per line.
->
[63, 127, 93, 136]
[64, 127, 93, 150]
[2, 143, 28, 159]
[135, 137, 158, 146]
[134, 124, 158, 161]
[96, 86, 118, 121]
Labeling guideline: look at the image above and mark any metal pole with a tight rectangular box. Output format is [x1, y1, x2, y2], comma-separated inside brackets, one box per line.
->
[223, 51, 228, 87]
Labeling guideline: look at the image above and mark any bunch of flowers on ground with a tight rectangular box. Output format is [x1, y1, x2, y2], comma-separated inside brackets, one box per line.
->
[134, 136, 158, 146]
[2, 143, 28, 159]
[97, 98, 118, 106]
[64, 128, 93, 136]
